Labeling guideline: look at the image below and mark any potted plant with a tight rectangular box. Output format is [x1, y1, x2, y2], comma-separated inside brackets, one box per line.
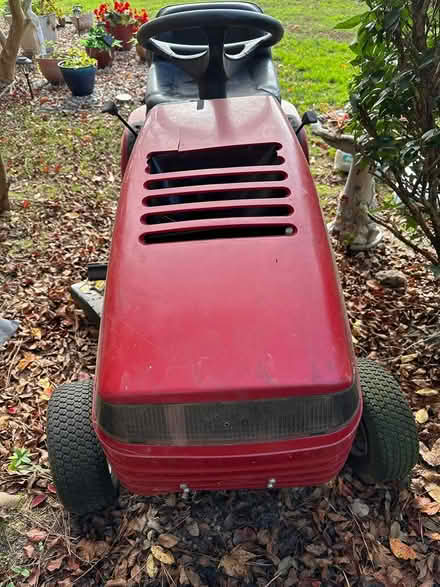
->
[59, 48, 97, 96]
[37, 40, 65, 84]
[94, 2, 148, 51]
[80, 24, 121, 68]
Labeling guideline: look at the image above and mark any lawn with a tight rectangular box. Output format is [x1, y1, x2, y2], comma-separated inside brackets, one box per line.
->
[3, 1, 439, 587]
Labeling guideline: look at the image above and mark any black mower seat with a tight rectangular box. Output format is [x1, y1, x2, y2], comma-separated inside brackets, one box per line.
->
[145, 2, 281, 111]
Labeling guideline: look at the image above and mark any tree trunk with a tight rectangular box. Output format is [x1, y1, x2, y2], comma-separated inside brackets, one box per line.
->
[0, 0, 26, 84]
[329, 160, 382, 250]
[312, 124, 383, 250]
[0, 152, 10, 213]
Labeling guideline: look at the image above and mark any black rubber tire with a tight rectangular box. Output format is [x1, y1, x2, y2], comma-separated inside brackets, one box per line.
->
[349, 358, 419, 482]
[47, 380, 117, 515]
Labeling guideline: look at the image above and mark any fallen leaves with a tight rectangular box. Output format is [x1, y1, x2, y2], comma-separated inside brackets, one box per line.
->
[0, 491, 21, 508]
[420, 439, 440, 467]
[426, 484, 440, 504]
[146, 553, 158, 579]
[158, 533, 179, 548]
[219, 547, 256, 578]
[389, 538, 418, 560]
[415, 388, 438, 397]
[26, 528, 47, 542]
[150, 544, 175, 565]
[415, 408, 429, 423]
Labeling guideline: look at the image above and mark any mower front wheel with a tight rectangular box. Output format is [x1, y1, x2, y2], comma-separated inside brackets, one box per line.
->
[47, 380, 118, 515]
[349, 358, 419, 483]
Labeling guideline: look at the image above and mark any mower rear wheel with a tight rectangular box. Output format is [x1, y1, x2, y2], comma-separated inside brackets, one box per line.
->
[47, 380, 117, 515]
[349, 358, 419, 483]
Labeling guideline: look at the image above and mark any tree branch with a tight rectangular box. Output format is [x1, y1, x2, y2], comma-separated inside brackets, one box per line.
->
[368, 212, 437, 264]
[311, 125, 357, 155]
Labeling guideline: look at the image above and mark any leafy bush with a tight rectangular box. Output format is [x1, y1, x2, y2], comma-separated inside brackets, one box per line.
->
[338, 1, 440, 268]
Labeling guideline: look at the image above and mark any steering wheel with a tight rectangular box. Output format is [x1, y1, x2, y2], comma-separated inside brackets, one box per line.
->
[137, 9, 284, 100]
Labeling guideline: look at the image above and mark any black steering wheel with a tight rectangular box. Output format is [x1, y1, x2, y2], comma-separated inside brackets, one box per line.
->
[137, 9, 284, 100]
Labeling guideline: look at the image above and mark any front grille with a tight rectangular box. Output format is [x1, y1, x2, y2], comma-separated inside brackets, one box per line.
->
[140, 143, 296, 244]
[96, 385, 359, 446]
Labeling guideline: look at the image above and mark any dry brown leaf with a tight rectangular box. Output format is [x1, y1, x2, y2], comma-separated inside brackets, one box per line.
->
[159, 533, 179, 548]
[146, 553, 158, 578]
[26, 528, 47, 542]
[23, 543, 35, 558]
[389, 538, 418, 560]
[77, 538, 96, 562]
[415, 408, 429, 424]
[151, 544, 175, 565]
[219, 548, 256, 578]
[426, 483, 440, 504]
[17, 352, 36, 371]
[47, 556, 64, 572]
[0, 491, 21, 508]
[420, 501, 440, 516]
[32, 327, 42, 339]
[420, 439, 440, 467]
[0, 415, 9, 430]
[104, 581, 128, 587]
[186, 520, 200, 537]
[401, 353, 418, 363]
[415, 388, 438, 397]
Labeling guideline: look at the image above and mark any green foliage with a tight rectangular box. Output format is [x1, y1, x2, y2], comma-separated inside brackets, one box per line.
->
[339, 1, 440, 265]
[80, 24, 122, 52]
[8, 448, 32, 473]
[32, 0, 63, 18]
[60, 46, 97, 68]
[39, 39, 65, 58]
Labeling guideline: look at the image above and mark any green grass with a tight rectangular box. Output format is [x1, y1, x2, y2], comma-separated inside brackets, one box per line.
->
[3, 0, 360, 109]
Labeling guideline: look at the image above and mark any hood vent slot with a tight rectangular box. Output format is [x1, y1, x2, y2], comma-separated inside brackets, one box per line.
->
[144, 187, 290, 207]
[141, 225, 296, 245]
[148, 143, 283, 174]
[143, 205, 293, 225]
[146, 171, 286, 190]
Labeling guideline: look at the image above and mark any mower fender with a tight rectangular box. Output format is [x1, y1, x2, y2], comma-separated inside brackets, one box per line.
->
[120, 105, 146, 178]
[281, 100, 310, 163]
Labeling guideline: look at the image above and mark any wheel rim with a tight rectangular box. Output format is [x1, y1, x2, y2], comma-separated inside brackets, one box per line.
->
[351, 420, 368, 457]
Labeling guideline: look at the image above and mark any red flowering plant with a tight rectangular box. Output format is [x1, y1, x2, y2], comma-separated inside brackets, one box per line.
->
[94, 2, 148, 32]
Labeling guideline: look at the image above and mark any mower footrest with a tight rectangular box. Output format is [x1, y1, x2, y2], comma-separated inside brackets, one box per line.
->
[70, 280, 104, 325]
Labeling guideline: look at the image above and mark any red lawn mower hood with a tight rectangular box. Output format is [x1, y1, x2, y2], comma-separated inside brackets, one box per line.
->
[96, 96, 355, 406]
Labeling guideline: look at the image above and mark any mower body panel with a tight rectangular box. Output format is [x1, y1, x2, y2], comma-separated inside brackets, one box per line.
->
[94, 95, 359, 493]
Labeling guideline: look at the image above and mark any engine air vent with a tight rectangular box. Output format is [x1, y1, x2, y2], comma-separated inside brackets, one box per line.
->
[146, 171, 286, 190]
[142, 205, 293, 225]
[141, 142, 294, 244]
[140, 225, 296, 245]
[148, 143, 283, 174]
[144, 187, 290, 207]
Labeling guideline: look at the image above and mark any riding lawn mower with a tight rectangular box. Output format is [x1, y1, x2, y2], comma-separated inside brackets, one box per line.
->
[46, 2, 419, 515]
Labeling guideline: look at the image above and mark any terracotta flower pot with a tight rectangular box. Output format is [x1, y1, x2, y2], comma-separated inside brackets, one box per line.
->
[37, 57, 64, 85]
[110, 24, 135, 51]
[86, 47, 114, 69]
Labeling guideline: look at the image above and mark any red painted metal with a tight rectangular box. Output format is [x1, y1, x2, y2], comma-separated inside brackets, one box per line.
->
[95, 95, 358, 491]
[98, 96, 354, 405]
[96, 407, 360, 494]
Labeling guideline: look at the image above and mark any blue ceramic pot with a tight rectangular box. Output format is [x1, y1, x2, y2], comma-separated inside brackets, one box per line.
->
[59, 63, 96, 97]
